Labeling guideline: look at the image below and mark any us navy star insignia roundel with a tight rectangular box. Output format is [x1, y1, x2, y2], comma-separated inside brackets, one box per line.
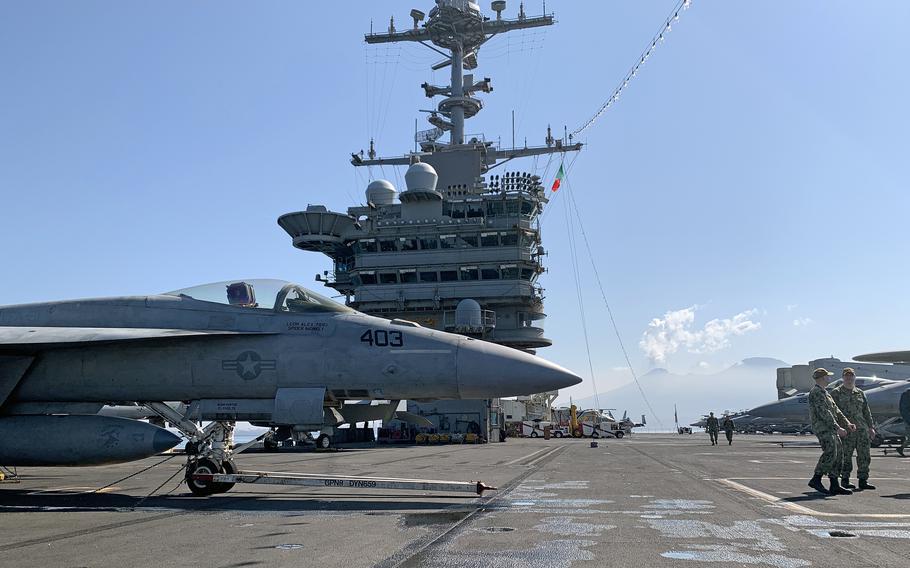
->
[222, 351, 277, 380]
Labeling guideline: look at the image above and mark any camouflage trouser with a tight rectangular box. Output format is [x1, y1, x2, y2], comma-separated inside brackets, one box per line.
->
[903, 424, 910, 449]
[814, 431, 843, 477]
[708, 430, 718, 444]
[840, 429, 871, 480]
[725, 430, 733, 443]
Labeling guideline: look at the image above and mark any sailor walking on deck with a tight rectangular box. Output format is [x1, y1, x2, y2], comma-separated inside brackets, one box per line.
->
[807, 367, 856, 495]
[706, 412, 719, 446]
[722, 414, 734, 445]
[898, 388, 910, 457]
[830, 367, 876, 490]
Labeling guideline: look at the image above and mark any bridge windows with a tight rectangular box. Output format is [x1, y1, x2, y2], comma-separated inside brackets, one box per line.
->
[500, 264, 519, 280]
[440, 234, 478, 248]
[480, 232, 499, 247]
[355, 263, 537, 286]
[481, 267, 501, 280]
[357, 272, 377, 285]
[440, 270, 459, 282]
[486, 201, 504, 216]
[460, 266, 479, 281]
[379, 239, 398, 252]
[460, 235, 478, 248]
[357, 239, 378, 253]
[419, 236, 439, 250]
[500, 232, 518, 246]
[399, 237, 419, 251]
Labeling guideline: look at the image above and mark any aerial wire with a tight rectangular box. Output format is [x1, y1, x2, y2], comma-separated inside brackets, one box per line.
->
[562, 167, 665, 429]
[561, 168, 601, 411]
[571, 0, 692, 138]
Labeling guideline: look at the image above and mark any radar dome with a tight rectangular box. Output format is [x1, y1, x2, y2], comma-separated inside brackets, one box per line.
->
[366, 179, 397, 206]
[455, 299, 482, 329]
[405, 162, 439, 193]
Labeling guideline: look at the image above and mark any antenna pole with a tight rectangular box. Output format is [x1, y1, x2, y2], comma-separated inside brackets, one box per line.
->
[450, 42, 465, 145]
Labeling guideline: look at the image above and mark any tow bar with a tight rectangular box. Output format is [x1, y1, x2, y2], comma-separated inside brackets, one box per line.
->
[191, 470, 496, 496]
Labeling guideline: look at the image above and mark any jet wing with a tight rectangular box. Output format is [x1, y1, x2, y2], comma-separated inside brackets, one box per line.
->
[854, 351, 910, 364]
[0, 326, 274, 350]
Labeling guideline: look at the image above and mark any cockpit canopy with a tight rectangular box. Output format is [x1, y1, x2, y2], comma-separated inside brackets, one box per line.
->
[165, 279, 353, 314]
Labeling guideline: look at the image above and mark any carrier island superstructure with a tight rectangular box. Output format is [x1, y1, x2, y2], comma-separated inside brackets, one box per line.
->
[279, 1, 581, 360]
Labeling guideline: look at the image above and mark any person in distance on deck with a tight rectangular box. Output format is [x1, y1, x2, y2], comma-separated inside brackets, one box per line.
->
[706, 412, 719, 446]
[722, 414, 734, 446]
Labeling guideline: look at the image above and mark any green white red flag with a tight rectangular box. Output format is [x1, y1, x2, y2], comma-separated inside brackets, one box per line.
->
[551, 164, 565, 192]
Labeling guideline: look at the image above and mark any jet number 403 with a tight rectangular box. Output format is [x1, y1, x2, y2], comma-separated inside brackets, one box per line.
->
[360, 329, 404, 347]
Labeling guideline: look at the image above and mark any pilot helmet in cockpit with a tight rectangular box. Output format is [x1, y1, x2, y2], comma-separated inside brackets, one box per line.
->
[226, 282, 257, 308]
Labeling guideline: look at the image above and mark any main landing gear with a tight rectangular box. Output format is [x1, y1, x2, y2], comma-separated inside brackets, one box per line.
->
[143, 402, 249, 497]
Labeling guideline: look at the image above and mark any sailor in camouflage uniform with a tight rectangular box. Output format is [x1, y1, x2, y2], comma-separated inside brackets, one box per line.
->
[807, 367, 856, 495]
[705, 412, 719, 446]
[898, 388, 910, 457]
[831, 368, 876, 490]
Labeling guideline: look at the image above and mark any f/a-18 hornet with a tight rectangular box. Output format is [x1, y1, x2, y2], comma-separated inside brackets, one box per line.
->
[0, 279, 581, 494]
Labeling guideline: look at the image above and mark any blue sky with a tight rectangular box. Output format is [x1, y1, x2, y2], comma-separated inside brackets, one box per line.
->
[2, 1, 908, 407]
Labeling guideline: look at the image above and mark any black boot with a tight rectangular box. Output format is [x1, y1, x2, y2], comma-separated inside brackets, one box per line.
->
[829, 476, 852, 495]
[808, 475, 828, 494]
[858, 479, 876, 490]
[840, 477, 856, 490]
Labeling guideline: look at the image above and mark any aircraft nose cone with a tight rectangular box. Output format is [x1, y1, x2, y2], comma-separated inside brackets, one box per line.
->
[456, 339, 582, 398]
[750, 402, 782, 419]
[153, 428, 182, 453]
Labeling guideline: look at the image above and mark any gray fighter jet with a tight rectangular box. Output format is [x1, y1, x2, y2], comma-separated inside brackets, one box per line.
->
[744, 375, 910, 436]
[0, 279, 581, 494]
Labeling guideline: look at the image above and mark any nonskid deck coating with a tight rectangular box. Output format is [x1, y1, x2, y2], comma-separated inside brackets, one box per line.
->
[1, 434, 909, 567]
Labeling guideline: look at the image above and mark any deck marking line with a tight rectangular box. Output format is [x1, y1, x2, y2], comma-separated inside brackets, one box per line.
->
[504, 447, 552, 466]
[717, 478, 910, 519]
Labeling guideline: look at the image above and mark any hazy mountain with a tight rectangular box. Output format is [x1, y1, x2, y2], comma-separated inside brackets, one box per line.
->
[573, 358, 789, 430]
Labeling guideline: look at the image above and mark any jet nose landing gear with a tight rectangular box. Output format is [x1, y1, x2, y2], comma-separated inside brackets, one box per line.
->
[186, 458, 236, 496]
[142, 403, 242, 496]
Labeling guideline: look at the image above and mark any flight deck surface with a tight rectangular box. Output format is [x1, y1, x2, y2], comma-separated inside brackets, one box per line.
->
[2, 434, 908, 567]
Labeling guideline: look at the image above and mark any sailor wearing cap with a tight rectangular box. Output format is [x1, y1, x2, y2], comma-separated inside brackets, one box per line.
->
[831, 368, 877, 490]
[807, 367, 856, 495]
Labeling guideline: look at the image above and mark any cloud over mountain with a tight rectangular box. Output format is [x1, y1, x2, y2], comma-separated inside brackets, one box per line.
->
[638, 306, 761, 364]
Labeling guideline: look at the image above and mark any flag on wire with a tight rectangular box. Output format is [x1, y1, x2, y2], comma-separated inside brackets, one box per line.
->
[551, 163, 565, 192]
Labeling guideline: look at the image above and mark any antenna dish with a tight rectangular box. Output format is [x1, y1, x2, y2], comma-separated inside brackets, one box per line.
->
[492, 1, 506, 19]
[410, 9, 425, 29]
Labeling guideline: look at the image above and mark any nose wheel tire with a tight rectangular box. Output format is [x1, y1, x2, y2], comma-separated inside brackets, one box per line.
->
[186, 458, 224, 496]
[615, 431, 624, 439]
[316, 434, 332, 449]
[213, 459, 236, 494]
